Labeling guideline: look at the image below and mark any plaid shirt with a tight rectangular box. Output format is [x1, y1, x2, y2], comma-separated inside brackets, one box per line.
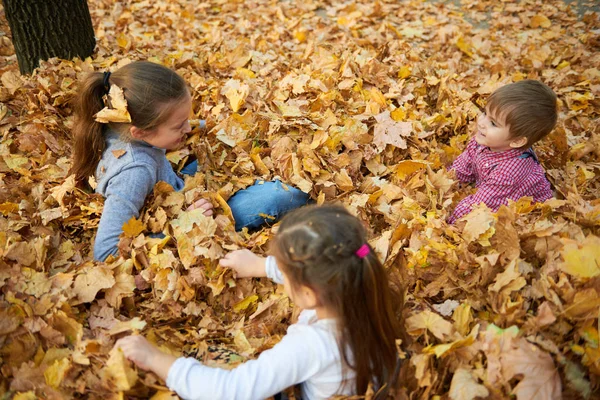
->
[448, 138, 553, 223]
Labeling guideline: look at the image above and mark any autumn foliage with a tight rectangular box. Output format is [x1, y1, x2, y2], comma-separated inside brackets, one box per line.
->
[0, 0, 599, 399]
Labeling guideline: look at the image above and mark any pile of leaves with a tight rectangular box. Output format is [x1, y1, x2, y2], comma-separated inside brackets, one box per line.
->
[1, 0, 599, 398]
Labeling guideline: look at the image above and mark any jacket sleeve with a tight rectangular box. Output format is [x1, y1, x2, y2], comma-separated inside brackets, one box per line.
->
[93, 163, 156, 261]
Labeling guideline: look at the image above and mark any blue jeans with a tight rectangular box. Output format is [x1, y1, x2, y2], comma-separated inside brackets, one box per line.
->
[181, 160, 311, 231]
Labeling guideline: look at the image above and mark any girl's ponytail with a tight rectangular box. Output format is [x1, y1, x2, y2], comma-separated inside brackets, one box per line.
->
[337, 243, 402, 397]
[71, 72, 107, 184]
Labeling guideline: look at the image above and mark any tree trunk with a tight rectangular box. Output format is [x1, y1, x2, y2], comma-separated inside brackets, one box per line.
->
[2, 0, 95, 74]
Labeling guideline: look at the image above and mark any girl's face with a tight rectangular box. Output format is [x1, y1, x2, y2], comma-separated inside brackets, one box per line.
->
[140, 93, 192, 150]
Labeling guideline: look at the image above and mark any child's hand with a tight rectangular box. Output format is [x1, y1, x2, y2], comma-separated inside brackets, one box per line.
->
[114, 335, 176, 381]
[219, 249, 267, 278]
[187, 198, 214, 216]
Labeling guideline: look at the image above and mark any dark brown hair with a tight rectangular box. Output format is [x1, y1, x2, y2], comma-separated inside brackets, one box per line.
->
[70, 61, 189, 184]
[487, 79, 558, 148]
[270, 204, 403, 397]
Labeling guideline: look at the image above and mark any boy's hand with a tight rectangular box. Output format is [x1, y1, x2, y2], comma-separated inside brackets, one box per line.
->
[114, 335, 176, 381]
[187, 198, 214, 216]
[219, 249, 267, 278]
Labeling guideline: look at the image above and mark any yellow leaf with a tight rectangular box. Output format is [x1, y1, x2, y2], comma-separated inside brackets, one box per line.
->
[293, 30, 307, 43]
[116, 33, 130, 49]
[455, 36, 474, 57]
[452, 304, 473, 337]
[44, 358, 71, 388]
[406, 310, 454, 340]
[393, 160, 430, 181]
[13, 392, 38, 400]
[150, 391, 179, 400]
[103, 348, 138, 391]
[122, 217, 145, 238]
[390, 107, 406, 121]
[233, 294, 259, 313]
[0, 201, 19, 216]
[397, 66, 411, 79]
[95, 85, 132, 123]
[560, 235, 600, 278]
[530, 14, 551, 29]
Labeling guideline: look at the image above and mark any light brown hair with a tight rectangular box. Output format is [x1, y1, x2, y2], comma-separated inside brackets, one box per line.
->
[486, 79, 558, 148]
[270, 204, 404, 397]
[70, 61, 189, 184]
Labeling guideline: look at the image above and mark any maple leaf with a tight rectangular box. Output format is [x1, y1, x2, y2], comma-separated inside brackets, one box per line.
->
[105, 273, 136, 308]
[462, 205, 496, 245]
[501, 340, 562, 400]
[449, 368, 489, 400]
[373, 110, 412, 151]
[95, 84, 132, 123]
[559, 235, 600, 278]
[49, 174, 76, 210]
[72, 266, 116, 304]
[406, 310, 454, 341]
[122, 217, 145, 238]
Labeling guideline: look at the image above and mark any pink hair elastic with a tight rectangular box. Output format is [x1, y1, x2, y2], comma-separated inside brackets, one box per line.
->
[355, 244, 370, 259]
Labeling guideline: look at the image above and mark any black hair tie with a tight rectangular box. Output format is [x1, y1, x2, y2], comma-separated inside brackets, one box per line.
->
[103, 71, 111, 93]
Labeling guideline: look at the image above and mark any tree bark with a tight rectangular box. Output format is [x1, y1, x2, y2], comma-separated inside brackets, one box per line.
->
[2, 0, 95, 74]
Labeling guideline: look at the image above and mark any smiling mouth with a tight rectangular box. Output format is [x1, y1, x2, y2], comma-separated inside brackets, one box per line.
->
[477, 130, 486, 137]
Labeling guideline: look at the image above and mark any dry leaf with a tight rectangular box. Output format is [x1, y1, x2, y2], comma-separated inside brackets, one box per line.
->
[95, 85, 132, 123]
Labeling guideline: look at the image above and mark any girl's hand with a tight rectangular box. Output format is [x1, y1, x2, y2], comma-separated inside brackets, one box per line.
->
[114, 335, 176, 381]
[219, 249, 267, 278]
[187, 198, 214, 216]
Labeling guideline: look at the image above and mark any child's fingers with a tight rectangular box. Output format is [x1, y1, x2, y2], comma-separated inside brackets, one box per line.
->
[187, 198, 213, 212]
[219, 255, 235, 268]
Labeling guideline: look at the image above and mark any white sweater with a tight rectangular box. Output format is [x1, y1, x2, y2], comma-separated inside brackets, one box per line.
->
[165, 257, 355, 400]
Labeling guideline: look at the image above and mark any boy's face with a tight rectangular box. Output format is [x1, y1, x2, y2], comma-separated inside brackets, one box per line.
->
[474, 106, 527, 152]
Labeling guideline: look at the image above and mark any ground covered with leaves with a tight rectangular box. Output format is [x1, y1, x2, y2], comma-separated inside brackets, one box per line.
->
[0, 0, 599, 399]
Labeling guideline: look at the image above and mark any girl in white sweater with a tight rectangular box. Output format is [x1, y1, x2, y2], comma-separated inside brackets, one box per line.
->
[115, 204, 403, 399]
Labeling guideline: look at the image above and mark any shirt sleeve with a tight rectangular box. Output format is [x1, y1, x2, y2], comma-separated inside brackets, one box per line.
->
[93, 164, 156, 261]
[165, 324, 325, 400]
[265, 256, 284, 284]
[451, 138, 477, 183]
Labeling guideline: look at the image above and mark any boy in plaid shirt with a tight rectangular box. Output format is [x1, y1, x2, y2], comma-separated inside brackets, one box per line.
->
[448, 80, 557, 223]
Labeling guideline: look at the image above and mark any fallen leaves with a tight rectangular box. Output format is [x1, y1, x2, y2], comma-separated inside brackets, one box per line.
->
[0, 0, 598, 398]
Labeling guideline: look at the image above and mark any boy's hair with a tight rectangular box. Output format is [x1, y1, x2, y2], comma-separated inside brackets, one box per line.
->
[70, 61, 189, 184]
[271, 204, 404, 397]
[487, 79, 557, 148]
